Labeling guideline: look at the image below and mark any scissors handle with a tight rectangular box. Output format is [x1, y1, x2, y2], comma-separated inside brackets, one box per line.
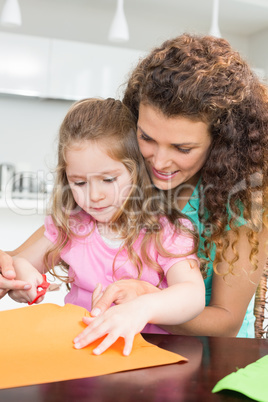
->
[28, 274, 49, 305]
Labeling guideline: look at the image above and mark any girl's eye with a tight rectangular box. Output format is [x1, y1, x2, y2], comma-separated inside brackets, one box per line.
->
[74, 181, 86, 186]
[103, 177, 117, 183]
[175, 147, 191, 154]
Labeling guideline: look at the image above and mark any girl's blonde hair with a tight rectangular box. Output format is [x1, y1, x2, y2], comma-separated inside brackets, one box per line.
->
[45, 98, 198, 285]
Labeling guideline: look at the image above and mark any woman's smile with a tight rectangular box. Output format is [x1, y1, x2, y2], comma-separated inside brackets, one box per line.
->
[152, 167, 180, 180]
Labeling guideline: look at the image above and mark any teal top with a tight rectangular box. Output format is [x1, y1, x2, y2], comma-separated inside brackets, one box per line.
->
[182, 181, 255, 338]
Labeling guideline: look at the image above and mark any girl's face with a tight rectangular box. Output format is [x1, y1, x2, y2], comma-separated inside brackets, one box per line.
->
[137, 103, 212, 191]
[65, 141, 132, 224]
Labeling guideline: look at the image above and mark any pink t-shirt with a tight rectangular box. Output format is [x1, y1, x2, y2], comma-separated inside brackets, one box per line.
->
[44, 211, 198, 334]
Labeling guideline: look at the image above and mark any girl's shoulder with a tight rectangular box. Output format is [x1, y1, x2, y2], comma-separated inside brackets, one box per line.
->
[156, 216, 196, 256]
[44, 215, 59, 242]
[44, 211, 95, 241]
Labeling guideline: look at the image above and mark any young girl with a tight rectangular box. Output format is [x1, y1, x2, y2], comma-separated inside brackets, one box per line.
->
[9, 98, 205, 355]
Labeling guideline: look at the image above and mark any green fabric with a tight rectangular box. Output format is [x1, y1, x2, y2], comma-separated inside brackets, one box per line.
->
[212, 355, 268, 401]
[182, 180, 255, 338]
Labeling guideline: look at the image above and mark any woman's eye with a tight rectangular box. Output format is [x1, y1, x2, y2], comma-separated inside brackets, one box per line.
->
[103, 177, 116, 183]
[175, 147, 191, 154]
[139, 133, 152, 142]
[74, 181, 86, 186]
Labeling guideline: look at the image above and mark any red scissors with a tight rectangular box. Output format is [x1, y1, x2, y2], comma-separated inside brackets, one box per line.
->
[28, 274, 50, 305]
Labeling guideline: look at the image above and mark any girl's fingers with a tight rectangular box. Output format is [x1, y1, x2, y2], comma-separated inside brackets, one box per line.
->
[92, 332, 119, 355]
[35, 295, 45, 304]
[74, 320, 106, 348]
[0, 251, 15, 279]
[0, 289, 8, 299]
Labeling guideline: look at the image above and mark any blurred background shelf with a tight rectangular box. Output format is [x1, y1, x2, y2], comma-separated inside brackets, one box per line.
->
[0, 194, 49, 213]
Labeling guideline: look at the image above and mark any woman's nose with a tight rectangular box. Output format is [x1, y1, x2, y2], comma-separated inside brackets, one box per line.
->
[152, 147, 172, 170]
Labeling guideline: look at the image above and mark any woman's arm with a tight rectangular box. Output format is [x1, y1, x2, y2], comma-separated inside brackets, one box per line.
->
[72, 259, 205, 355]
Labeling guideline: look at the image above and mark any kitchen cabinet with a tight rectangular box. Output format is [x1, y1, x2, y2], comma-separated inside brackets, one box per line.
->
[0, 32, 50, 97]
[0, 32, 144, 100]
[48, 39, 144, 100]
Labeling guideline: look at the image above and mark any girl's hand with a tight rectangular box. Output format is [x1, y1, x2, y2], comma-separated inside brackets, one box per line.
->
[8, 257, 45, 304]
[74, 300, 148, 356]
[0, 250, 31, 299]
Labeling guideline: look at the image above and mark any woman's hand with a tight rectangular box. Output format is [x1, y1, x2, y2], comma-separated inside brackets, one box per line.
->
[0, 250, 31, 299]
[8, 257, 45, 304]
[74, 299, 148, 356]
[91, 279, 160, 317]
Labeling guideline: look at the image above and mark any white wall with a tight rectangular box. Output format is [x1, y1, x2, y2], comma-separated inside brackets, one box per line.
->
[0, 95, 73, 253]
[0, 96, 72, 173]
[249, 29, 268, 73]
[0, 96, 72, 310]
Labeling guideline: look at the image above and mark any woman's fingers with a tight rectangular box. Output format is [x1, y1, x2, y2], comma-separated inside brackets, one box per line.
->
[0, 277, 31, 290]
[91, 284, 117, 316]
[122, 335, 134, 356]
[90, 280, 160, 317]
[91, 283, 103, 311]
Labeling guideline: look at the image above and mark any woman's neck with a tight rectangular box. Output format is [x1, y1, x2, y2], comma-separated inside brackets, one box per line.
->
[175, 173, 200, 210]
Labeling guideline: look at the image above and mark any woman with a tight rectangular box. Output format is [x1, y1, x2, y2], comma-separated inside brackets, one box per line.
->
[2, 34, 268, 337]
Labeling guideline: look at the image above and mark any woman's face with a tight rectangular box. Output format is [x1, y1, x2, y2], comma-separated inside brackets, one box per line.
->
[137, 103, 212, 191]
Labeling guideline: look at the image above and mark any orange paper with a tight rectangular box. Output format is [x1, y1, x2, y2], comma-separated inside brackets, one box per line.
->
[0, 303, 186, 389]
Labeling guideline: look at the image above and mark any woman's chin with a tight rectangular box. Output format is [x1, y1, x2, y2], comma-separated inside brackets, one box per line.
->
[151, 177, 178, 191]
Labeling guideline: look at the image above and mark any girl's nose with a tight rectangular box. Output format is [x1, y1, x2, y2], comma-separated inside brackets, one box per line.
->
[89, 183, 105, 203]
[152, 146, 172, 170]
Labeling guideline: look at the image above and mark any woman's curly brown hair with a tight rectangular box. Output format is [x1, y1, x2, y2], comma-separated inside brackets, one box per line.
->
[123, 33, 268, 276]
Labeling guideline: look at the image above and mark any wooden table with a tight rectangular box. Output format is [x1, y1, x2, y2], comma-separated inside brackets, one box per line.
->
[1, 334, 267, 401]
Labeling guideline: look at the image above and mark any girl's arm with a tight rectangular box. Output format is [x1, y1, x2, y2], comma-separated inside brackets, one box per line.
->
[7, 225, 45, 257]
[73, 258, 205, 355]
[160, 225, 267, 336]
[0, 226, 45, 298]
[0, 250, 32, 299]
[90, 225, 267, 337]
[8, 235, 55, 304]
